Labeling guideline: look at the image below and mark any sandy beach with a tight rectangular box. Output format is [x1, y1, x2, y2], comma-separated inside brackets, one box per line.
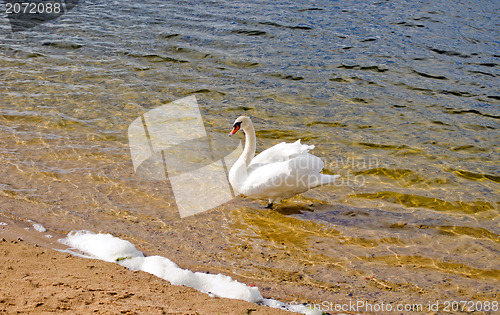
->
[0, 216, 289, 315]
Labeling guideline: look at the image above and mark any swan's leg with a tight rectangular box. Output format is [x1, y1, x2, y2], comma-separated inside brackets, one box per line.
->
[265, 198, 275, 208]
[265, 197, 281, 208]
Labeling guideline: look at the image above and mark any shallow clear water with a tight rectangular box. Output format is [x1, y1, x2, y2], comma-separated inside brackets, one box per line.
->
[1, 0, 499, 308]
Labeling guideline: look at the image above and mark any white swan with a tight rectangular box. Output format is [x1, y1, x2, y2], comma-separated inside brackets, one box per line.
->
[228, 116, 340, 208]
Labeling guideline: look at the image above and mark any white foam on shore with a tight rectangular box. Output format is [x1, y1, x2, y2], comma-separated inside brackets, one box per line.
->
[59, 230, 321, 315]
[32, 223, 47, 233]
[60, 230, 144, 263]
[121, 255, 263, 303]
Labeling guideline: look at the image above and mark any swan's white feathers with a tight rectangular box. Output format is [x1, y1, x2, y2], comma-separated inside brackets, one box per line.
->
[228, 116, 340, 204]
[249, 139, 314, 167]
[243, 152, 334, 200]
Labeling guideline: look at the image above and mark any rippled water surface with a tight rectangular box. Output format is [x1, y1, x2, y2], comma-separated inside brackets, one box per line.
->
[1, 0, 499, 309]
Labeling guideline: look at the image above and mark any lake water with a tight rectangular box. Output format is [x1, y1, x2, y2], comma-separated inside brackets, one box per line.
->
[1, 0, 499, 309]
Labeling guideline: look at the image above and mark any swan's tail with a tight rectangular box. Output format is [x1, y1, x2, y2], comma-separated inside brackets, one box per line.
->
[288, 153, 340, 189]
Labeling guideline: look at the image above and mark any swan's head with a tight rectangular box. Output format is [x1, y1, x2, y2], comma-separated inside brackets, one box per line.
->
[229, 116, 251, 136]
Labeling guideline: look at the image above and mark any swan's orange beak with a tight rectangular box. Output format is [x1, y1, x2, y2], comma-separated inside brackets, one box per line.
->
[229, 124, 240, 136]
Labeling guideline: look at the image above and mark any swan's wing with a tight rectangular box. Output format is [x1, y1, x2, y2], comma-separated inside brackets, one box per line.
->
[243, 160, 295, 197]
[249, 139, 314, 169]
[243, 153, 332, 198]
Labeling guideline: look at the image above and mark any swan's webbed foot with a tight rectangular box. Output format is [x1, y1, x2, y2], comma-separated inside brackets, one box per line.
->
[265, 202, 274, 209]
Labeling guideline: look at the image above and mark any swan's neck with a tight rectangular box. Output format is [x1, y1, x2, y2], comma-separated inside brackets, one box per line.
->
[241, 123, 256, 167]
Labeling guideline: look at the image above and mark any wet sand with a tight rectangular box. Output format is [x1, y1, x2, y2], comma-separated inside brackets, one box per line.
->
[0, 215, 289, 315]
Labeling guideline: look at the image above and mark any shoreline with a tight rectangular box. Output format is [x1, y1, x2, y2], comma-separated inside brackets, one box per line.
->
[0, 214, 291, 314]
